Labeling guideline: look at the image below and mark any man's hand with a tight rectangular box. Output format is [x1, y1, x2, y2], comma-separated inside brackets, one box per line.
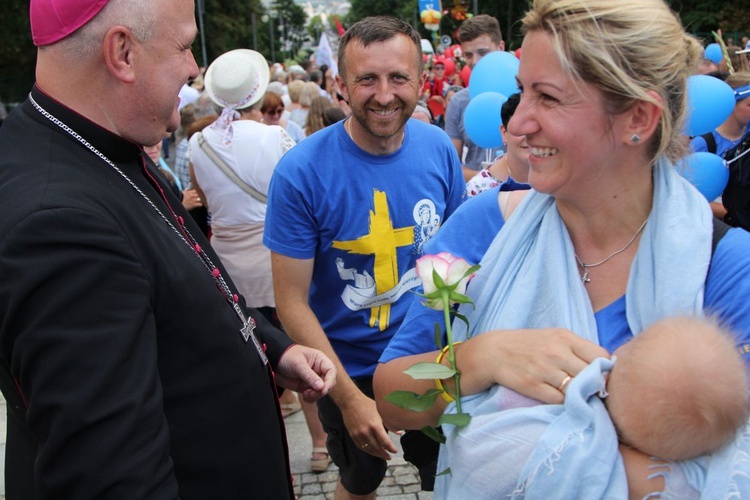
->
[275, 344, 336, 402]
[340, 392, 399, 461]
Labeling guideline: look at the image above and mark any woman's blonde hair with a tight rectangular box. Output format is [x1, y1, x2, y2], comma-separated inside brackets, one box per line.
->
[298, 82, 322, 108]
[287, 80, 305, 103]
[725, 71, 750, 91]
[305, 96, 333, 136]
[521, 0, 703, 163]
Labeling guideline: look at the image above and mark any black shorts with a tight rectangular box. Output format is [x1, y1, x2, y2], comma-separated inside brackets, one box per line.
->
[316, 377, 388, 495]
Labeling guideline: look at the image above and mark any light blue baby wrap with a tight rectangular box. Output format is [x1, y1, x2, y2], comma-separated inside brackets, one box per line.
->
[436, 158, 750, 499]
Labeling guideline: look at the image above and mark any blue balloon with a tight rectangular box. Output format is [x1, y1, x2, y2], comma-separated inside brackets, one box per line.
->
[469, 52, 519, 100]
[685, 75, 735, 136]
[704, 43, 723, 65]
[678, 152, 729, 201]
[464, 92, 507, 149]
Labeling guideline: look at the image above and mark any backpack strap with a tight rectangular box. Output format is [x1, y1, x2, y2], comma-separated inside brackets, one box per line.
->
[712, 216, 730, 253]
[196, 132, 268, 204]
[702, 132, 718, 155]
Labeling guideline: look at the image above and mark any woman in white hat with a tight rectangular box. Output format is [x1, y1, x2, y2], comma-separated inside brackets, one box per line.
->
[188, 49, 294, 318]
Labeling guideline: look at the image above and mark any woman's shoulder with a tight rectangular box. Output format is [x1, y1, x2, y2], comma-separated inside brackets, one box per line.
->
[424, 186, 504, 263]
[706, 227, 750, 361]
[706, 227, 750, 329]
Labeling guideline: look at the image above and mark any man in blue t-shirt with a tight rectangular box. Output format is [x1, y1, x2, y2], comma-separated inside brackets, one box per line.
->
[264, 16, 464, 499]
[444, 15, 506, 181]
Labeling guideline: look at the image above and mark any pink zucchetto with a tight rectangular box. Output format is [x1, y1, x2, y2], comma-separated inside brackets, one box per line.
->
[30, 0, 110, 46]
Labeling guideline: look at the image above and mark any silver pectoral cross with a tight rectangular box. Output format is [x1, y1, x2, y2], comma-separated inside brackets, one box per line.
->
[241, 316, 268, 365]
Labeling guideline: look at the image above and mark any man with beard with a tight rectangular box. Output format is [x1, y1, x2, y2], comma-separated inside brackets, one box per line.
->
[264, 15, 464, 499]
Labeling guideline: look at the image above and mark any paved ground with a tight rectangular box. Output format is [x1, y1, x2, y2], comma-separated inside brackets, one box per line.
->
[285, 408, 433, 499]
[0, 395, 431, 499]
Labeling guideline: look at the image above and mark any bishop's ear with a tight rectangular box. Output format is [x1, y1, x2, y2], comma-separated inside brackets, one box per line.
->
[102, 26, 138, 84]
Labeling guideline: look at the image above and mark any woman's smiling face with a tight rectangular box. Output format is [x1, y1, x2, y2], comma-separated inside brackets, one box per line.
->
[509, 30, 629, 200]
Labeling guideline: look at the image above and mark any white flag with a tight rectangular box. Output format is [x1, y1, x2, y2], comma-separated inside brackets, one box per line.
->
[317, 32, 338, 76]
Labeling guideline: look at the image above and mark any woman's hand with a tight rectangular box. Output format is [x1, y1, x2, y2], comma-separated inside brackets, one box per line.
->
[375, 327, 608, 431]
[458, 328, 610, 404]
[181, 189, 203, 211]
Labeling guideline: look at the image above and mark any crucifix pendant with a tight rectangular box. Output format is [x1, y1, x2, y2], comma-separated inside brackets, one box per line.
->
[580, 266, 590, 284]
[241, 316, 268, 365]
[240, 316, 255, 342]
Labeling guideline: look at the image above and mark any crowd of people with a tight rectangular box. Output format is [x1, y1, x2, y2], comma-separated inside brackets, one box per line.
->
[1, 0, 750, 499]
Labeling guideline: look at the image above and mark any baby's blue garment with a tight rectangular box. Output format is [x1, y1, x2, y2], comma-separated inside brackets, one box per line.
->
[438, 358, 624, 499]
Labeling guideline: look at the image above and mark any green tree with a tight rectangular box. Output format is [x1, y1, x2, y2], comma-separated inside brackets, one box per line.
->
[195, 0, 267, 67]
[308, 15, 328, 43]
[0, 0, 35, 104]
[348, 0, 418, 25]
[271, 0, 310, 64]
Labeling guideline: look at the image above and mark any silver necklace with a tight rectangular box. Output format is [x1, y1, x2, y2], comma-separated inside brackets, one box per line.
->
[574, 218, 648, 285]
[29, 93, 266, 362]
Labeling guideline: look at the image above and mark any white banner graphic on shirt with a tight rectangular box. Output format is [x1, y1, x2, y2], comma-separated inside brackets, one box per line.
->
[340, 268, 420, 311]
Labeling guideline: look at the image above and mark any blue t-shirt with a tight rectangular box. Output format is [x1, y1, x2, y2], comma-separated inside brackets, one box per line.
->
[690, 123, 750, 156]
[381, 187, 750, 363]
[265, 119, 465, 378]
[444, 88, 502, 170]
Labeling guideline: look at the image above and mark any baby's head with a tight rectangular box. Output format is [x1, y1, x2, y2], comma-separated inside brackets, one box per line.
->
[606, 316, 749, 460]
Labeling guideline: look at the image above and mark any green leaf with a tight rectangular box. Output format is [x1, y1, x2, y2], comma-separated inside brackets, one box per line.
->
[421, 425, 447, 444]
[434, 323, 444, 350]
[449, 291, 474, 305]
[431, 268, 447, 289]
[404, 362, 456, 380]
[421, 289, 441, 300]
[453, 312, 470, 330]
[463, 264, 481, 278]
[439, 412, 472, 428]
[385, 390, 442, 412]
[435, 467, 452, 477]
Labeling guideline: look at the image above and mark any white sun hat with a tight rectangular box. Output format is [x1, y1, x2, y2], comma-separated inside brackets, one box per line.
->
[204, 49, 270, 145]
[204, 49, 270, 110]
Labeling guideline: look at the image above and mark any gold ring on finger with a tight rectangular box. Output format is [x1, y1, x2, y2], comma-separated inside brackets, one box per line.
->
[557, 375, 572, 393]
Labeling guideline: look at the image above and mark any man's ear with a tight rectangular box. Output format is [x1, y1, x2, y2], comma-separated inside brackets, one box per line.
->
[335, 73, 349, 102]
[102, 26, 137, 84]
[625, 90, 663, 145]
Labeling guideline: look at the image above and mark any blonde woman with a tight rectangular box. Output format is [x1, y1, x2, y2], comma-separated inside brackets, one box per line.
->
[375, 0, 750, 497]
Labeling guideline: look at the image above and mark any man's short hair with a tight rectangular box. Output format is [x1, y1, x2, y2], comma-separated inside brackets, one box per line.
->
[457, 14, 503, 45]
[309, 69, 323, 84]
[50, 0, 156, 60]
[337, 15, 423, 78]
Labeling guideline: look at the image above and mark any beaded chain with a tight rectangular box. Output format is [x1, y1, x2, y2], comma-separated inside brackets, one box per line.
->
[29, 93, 266, 362]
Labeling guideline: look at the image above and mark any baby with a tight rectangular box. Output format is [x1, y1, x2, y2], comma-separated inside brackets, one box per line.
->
[606, 316, 749, 460]
[437, 316, 750, 499]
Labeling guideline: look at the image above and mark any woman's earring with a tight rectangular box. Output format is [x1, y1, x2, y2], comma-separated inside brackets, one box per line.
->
[630, 133, 641, 144]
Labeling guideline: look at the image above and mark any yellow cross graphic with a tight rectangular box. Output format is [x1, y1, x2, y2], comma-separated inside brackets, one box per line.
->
[332, 189, 414, 330]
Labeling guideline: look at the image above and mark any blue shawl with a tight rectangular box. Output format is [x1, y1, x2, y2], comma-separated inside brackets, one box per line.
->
[437, 158, 750, 498]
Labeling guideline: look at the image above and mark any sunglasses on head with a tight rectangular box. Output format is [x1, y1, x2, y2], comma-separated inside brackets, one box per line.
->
[264, 108, 284, 116]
